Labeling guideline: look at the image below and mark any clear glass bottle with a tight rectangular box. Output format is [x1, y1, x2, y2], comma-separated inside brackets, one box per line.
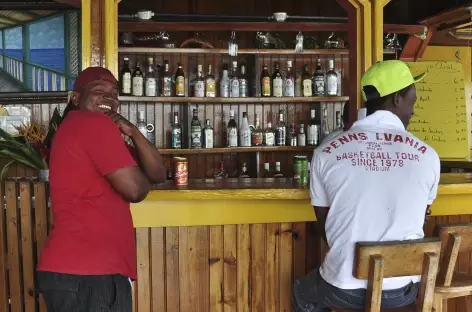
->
[251, 114, 263, 146]
[239, 162, 250, 178]
[334, 110, 342, 131]
[313, 59, 325, 96]
[239, 64, 249, 97]
[120, 57, 132, 95]
[322, 108, 330, 139]
[307, 109, 319, 146]
[263, 163, 272, 178]
[227, 110, 238, 147]
[261, 64, 271, 97]
[137, 111, 148, 139]
[190, 109, 202, 148]
[202, 119, 214, 148]
[297, 124, 306, 146]
[132, 61, 144, 96]
[264, 122, 276, 146]
[162, 60, 172, 96]
[175, 63, 185, 97]
[274, 162, 284, 178]
[171, 112, 182, 148]
[287, 123, 297, 146]
[220, 64, 230, 97]
[272, 62, 283, 97]
[145, 57, 156, 96]
[205, 64, 216, 97]
[230, 61, 240, 97]
[302, 64, 312, 97]
[275, 110, 286, 146]
[214, 161, 228, 179]
[239, 112, 251, 147]
[326, 59, 338, 96]
[283, 60, 295, 97]
[194, 64, 205, 97]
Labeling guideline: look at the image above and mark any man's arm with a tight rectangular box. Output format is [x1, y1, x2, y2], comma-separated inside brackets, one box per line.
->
[314, 206, 330, 245]
[310, 153, 331, 246]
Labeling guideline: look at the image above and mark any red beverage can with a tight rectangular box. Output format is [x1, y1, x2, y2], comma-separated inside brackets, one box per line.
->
[174, 157, 188, 186]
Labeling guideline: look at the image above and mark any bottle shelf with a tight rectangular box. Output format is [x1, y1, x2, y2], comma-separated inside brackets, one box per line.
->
[118, 47, 349, 56]
[119, 96, 349, 103]
[158, 146, 315, 155]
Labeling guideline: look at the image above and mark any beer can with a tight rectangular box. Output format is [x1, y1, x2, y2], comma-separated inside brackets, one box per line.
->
[174, 157, 188, 186]
[293, 156, 308, 186]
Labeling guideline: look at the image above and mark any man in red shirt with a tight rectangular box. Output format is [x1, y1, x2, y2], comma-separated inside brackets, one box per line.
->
[37, 67, 166, 311]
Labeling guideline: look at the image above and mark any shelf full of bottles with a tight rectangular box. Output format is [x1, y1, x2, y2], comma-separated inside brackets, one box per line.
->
[118, 48, 348, 180]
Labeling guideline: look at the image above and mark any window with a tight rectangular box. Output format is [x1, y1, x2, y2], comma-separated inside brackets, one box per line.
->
[29, 15, 65, 72]
[4, 27, 23, 59]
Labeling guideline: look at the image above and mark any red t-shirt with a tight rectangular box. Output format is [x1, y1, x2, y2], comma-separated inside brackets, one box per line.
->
[37, 110, 138, 279]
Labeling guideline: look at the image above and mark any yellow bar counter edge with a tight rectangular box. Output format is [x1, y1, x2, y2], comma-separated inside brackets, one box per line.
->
[131, 173, 472, 228]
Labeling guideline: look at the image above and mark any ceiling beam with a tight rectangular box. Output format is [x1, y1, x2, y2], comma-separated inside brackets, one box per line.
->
[15, 10, 41, 19]
[0, 14, 23, 25]
[0, 2, 73, 10]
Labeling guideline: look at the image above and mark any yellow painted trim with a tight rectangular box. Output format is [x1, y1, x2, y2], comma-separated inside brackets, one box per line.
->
[358, 0, 372, 71]
[371, 0, 390, 63]
[81, 0, 91, 69]
[104, 0, 118, 77]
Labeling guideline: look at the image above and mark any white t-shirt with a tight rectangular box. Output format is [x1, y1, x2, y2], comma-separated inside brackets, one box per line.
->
[310, 110, 440, 290]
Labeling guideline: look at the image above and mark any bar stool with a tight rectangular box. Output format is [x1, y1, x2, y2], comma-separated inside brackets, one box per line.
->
[434, 223, 472, 312]
[332, 238, 441, 312]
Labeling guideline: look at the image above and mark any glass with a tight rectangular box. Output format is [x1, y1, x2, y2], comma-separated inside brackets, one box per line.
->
[214, 161, 228, 179]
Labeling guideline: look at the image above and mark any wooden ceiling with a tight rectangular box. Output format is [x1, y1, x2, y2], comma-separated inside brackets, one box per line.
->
[0, 10, 56, 29]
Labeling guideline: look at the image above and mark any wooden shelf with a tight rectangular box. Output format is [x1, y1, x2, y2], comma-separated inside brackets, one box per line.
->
[119, 96, 349, 103]
[151, 178, 308, 191]
[158, 146, 315, 155]
[118, 47, 349, 55]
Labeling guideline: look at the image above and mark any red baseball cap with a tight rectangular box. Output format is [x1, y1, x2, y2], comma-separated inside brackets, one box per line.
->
[73, 67, 117, 91]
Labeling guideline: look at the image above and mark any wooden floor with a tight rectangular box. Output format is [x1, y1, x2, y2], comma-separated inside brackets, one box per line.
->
[0, 70, 28, 92]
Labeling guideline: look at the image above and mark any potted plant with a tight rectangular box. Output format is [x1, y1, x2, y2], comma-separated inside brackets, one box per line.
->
[0, 107, 63, 181]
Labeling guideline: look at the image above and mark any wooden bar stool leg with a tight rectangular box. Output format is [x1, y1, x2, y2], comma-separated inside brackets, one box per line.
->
[433, 294, 443, 312]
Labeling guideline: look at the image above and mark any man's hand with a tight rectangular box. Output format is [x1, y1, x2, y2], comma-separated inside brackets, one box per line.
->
[104, 111, 137, 137]
[424, 206, 432, 225]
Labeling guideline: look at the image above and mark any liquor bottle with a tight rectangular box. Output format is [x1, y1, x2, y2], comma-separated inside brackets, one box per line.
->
[334, 110, 342, 131]
[145, 57, 157, 97]
[302, 64, 312, 97]
[284, 60, 295, 97]
[175, 63, 185, 97]
[137, 111, 148, 139]
[190, 109, 202, 148]
[251, 114, 263, 146]
[307, 109, 319, 146]
[202, 119, 214, 148]
[239, 162, 250, 178]
[162, 60, 172, 96]
[120, 57, 132, 95]
[240, 112, 251, 147]
[227, 110, 238, 147]
[220, 64, 230, 97]
[239, 64, 249, 97]
[230, 61, 240, 97]
[132, 61, 144, 96]
[171, 112, 182, 149]
[194, 64, 205, 97]
[263, 163, 272, 178]
[264, 122, 276, 146]
[321, 108, 330, 139]
[298, 124, 306, 146]
[155, 64, 161, 96]
[287, 123, 297, 146]
[274, 162, 284, 178]
[205, 64, 216, 97]
[275, 110, 286, 146]
[272, 62, 283, 97]
[326, 59, 338, 96]
[313, 59, 325, 96]
[261, 64, 271, 97]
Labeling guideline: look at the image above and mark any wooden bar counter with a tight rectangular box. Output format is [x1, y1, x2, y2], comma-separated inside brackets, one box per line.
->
[130, 173, 472, 312]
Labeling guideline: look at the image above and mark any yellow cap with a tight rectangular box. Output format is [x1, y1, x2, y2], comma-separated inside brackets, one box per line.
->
[360, 60, 425, 101]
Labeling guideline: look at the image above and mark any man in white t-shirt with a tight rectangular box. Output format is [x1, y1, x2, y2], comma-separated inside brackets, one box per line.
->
[292, 60, 440, 311]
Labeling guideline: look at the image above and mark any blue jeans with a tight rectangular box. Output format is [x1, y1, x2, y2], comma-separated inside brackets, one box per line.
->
[292, 269, 419, 311]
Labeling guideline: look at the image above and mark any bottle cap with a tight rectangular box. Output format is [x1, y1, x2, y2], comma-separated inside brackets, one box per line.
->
[287, 60, 292, 67]
[230, 110, 235, 116]
[197, 64, 202, 71]
[264, 163, 270, 169]
[276, 162, 281, 166]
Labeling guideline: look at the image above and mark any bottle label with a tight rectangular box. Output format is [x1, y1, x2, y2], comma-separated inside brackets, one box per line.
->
[221, 82, 230, 97]
[162, 77, 172, 96]
[240, 130, 251, 147]
[228, 128, 238, 147]
[194, 81, 205, 97]
[203, 130, 214, 148]
[145, 78, 156, 96]
[172, 129, 182, 148]
[307, 125, 319, 145]
[297, 134, 306, 146]
[239, 79, 248, 97]
[314, 77, 325, 95]
[275, 128, 286, 146]
[191, 127, 202, 148]
[273, 77, 283, 97]
[252, 133, 263, 146]
[303, 79, 312, 97]
[262, 77, 271, 96]
[206, 80, 216, 97]
[176, 76, 185, 96]
[264, 132, 275, 146]
[132, 77, 143, 96]
[231, 79, 240, 97]
[284, 79, 294, 97]
[122, 73, 131, 94]
[327, 76, 338, 95]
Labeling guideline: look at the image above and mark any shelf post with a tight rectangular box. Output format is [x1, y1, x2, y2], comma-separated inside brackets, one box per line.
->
[372, 0, 391, 63]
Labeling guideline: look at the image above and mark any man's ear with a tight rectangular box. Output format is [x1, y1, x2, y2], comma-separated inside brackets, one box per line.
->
[391, 92, 400, 108]
[70, 91, 79, 107]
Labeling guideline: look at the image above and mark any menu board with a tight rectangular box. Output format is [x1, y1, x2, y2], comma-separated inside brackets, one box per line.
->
[406, 61, 470, 159]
